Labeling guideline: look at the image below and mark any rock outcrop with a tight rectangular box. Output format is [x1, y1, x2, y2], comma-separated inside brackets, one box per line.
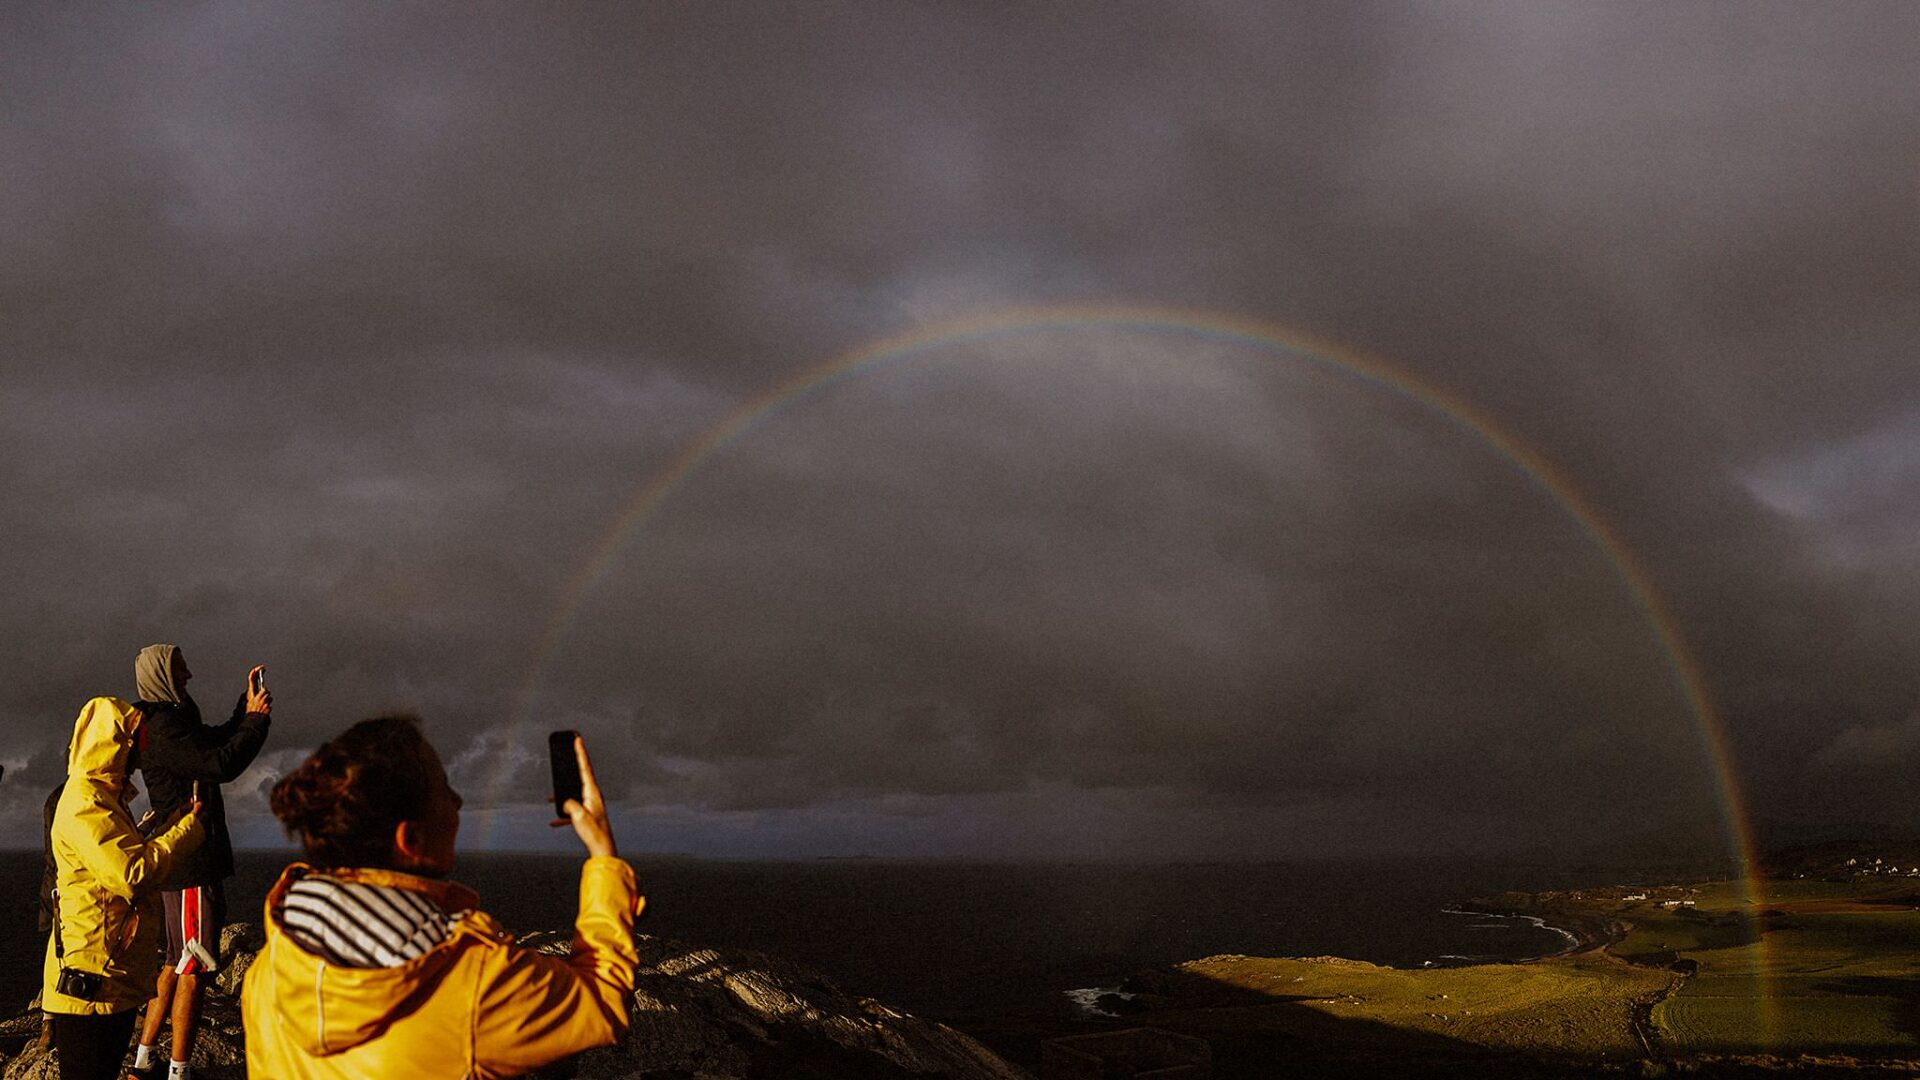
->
[0, 925, 1029, 1080]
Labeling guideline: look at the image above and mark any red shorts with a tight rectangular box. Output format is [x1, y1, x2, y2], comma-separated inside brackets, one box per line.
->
[161, 883, 226, 975]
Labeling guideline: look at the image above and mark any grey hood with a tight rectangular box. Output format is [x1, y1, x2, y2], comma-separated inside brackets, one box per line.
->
[135, 643, 184, 704]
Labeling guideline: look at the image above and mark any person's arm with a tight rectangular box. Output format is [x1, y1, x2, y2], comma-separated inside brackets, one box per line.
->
[144, 703, 271, 784]
[471, 736, 641, 1075]
[66, 796, 202, 899]
[469, 858, 642, 1076]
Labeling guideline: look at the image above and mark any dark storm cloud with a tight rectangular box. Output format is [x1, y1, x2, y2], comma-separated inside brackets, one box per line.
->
[3, 2, 1917, 856]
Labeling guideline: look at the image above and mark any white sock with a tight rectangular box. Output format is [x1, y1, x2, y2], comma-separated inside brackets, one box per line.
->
[133, 1044, 154, 1069]
[167, 1061, 191, 1080]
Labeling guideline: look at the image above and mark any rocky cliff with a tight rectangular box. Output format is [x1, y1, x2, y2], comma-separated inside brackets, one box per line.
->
[0, 924, 1030, 1080]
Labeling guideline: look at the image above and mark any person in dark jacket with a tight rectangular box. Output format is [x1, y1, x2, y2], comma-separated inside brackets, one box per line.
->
[130, 644, 270, 1080]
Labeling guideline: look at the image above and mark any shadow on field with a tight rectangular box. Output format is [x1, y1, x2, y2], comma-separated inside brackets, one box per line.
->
[1667, 908, 1766, 953]
[1150, 970, 1577, 1079]
[1811, 975, 1920, 1045]
[965, 967, 1629, 1080]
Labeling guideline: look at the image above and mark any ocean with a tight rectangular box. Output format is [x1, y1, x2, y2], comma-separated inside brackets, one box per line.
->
[2, 851, 1592, 1023]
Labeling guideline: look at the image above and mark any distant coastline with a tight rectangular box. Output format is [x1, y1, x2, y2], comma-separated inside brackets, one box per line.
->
[1440, 906, 1589, 959]
[1448, 891, 1632, 960]
[1068, 899, 1593, 1016]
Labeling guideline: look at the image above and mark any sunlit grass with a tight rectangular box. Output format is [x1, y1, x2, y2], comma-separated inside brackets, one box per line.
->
[1180, 952, 1667, 1058]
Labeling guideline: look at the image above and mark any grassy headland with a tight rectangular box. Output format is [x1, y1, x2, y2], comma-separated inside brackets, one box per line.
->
[995, 876, 1920, 1077]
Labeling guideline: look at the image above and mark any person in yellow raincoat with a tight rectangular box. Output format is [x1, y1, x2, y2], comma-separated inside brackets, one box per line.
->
[242, 716, 642, 1079]
[42, 697, 204, 1080]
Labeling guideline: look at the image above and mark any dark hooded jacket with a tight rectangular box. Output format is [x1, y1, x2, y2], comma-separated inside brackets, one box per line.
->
[135, 644, 270, 891]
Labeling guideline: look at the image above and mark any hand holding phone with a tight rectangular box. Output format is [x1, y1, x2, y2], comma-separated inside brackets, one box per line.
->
[549, 730, 583, 808]
[245, 665, 271, 714]
[548, 731, 615, 858]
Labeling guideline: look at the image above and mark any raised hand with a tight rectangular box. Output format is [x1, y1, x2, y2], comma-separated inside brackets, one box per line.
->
[245, 664, 272, 714]
[549, 736, 616, 858]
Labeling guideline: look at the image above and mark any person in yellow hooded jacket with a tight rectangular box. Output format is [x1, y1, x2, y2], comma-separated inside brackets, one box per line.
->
[242, 715, 642, 1079]
[42, 697, 204, 1080]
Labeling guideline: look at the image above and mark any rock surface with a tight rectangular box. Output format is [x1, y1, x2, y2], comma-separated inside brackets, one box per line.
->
[0, 924, 1029, 1080]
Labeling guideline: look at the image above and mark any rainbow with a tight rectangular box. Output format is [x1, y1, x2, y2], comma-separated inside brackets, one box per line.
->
[500, 304, 1773, 1039]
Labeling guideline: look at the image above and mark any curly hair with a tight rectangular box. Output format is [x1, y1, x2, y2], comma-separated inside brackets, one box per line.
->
[269, 714, 437, 869]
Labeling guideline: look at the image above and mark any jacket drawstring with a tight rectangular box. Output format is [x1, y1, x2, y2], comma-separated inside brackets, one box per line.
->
[314, 961, 328, 1055]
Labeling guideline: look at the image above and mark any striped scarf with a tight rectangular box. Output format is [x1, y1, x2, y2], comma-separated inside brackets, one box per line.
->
[281, 873, 453, 968]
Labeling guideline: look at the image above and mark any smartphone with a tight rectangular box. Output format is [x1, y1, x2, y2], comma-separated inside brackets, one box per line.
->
[249, 666, 267, 695]
[549, 730, 583, 810]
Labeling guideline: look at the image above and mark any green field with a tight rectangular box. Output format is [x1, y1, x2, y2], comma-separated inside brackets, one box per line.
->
[1173, 951, 1668, 1058]
[1651, 901, 1920, 1055]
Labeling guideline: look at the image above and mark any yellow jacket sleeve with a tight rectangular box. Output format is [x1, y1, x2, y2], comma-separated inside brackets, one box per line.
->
[69, 801, 202, 899]
[470, 856, 642, 1078]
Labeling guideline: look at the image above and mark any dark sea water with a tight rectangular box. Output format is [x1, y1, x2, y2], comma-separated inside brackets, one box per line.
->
[1, 851, 1592, 1022]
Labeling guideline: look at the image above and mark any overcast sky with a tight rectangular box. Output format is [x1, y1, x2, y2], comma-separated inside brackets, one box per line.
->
[3, 3, 1917, 859]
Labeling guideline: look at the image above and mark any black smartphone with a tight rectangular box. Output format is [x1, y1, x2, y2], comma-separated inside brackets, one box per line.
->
[549, 730, 583, 810]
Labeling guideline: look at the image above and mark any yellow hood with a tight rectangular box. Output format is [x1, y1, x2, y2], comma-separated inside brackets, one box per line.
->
[66, 695, 137, 793]
[255, 864, 486, 1056]
[244, 857, 641, 1080]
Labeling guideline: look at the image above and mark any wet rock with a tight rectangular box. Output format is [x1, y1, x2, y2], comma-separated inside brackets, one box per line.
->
[540, 935, 1029, 1078]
